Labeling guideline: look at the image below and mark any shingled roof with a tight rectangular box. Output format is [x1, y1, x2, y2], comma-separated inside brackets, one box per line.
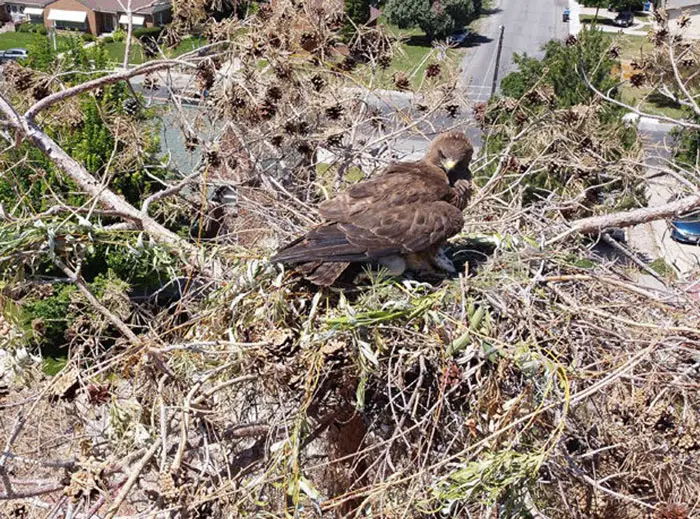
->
[74, 0, 170, 14]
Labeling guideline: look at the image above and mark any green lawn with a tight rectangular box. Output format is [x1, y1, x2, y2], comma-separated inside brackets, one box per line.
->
[103, 36, 209, 65]
[612, 34, 684, 118]
[615, 33, 653, 61]
[620, 84, 687, 119]
[103, 41, 147, 64]
[357, 21, 463, 89]
[0, 31, 73, 51]
[0, 32, 35, 50]
[0, 30, 74, 53]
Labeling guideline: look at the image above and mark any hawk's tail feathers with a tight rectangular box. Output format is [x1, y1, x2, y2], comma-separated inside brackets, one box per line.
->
[296, 261, 350, 286]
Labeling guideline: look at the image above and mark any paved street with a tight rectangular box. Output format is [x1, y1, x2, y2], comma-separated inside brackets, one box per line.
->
[460, 0, 569, 102]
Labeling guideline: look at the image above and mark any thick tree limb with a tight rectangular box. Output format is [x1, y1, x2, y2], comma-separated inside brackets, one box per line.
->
[0, 94, 216, 277]
[24, 60, 193, 121]
[547, 192, 700, 245]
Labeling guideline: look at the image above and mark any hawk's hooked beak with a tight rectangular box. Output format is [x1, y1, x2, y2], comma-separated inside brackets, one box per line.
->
[441, 158, 457, 172]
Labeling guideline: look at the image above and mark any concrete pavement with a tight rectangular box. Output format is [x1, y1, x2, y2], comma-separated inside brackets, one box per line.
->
[460, 0, 569, 103]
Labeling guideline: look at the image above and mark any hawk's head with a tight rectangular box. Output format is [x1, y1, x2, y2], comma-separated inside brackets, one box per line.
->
[425, 131, 473, 185]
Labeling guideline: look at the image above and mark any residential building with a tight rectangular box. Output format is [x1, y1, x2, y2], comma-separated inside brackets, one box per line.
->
[42, 0, 171, 35]
[0, 0, 53, 24]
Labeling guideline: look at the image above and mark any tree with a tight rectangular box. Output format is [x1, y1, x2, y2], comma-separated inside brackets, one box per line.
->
[384, 0, 429, 30]
[385, 0, 478, 40]
[501, 28, 619, 109]
[420, 4, 455, 40]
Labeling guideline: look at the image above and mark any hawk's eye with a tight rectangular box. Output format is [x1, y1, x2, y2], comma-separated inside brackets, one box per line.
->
[437, 149, 446, 160]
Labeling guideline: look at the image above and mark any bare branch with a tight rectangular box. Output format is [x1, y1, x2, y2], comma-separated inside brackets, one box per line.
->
[25, 60, 194, 121]
[548, 192, 700, 244]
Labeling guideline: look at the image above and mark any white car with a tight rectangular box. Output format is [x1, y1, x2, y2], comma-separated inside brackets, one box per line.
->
[0, 48, 29, 61]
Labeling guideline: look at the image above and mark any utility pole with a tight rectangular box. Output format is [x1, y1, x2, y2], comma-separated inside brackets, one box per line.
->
[490, 25, 505, 98]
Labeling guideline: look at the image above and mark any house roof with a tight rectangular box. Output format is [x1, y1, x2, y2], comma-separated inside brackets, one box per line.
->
[79, 0, 170, 13]
[39, 0, 170, 13]
[4, 0, 55, 8]
[665, 0, 700, 9]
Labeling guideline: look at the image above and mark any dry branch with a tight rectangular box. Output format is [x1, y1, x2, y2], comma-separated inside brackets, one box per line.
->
[548, 192, 700, 244]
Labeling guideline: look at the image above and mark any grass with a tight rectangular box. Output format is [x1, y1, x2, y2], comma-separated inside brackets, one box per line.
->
[0, 32, 35, 50]
[615, 33, 653, 61]
[103, 36, 209, 65]
[358, 21, 463, 89]
[103, 41, 147, 64]
[619, 84, 687, 119]
[0, 31, 70, 52]
[611, 34, 687, 118]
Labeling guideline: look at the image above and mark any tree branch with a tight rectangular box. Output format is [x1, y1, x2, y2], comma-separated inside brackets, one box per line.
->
[547, 192, 700, 244]
[0, 94, 217, 277]
[579, 61, 700, 130]
[24, 60, 193, 121]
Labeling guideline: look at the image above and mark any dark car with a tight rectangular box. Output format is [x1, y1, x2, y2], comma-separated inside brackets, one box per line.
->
[613, 12, 634, 27]
[0, 48, 29, 62]
[670, 208, 700, 245]
[447, 28, 470, 46]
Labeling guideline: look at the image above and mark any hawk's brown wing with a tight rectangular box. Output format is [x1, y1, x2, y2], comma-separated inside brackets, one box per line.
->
[317, 162, 451, 221]
[271, 162, 463, 264]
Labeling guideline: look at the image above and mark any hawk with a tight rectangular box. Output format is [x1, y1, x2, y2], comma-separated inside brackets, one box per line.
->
[271, 131, 474, 285]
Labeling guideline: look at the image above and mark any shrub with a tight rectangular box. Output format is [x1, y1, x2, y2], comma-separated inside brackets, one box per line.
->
[112, 28, 126, 42]
[133, 26, 163, 40]
[102, 35, 114, 43]
[81, 32, 96, 42]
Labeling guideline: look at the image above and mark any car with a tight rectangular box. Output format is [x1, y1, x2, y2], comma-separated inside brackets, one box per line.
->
[0, 48, 29, 62]
[670, 207, 700, 245]
[613, 12, 634, 28]
[447, 28, 470, 46]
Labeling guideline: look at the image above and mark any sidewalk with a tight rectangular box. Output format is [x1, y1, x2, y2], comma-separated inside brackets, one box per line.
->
[568, 0, 651, 37]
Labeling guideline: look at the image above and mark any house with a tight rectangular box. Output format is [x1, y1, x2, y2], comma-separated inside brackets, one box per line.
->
[0, 0, 54, 24]
[42, 0, 171, 35]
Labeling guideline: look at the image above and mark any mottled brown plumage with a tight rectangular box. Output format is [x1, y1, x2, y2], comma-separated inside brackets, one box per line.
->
[271, 131, 474, 285]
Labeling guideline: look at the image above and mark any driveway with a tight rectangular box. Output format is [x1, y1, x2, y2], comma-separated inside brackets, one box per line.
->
[460, 0, 569, 103]
[628, 126, 700, 278]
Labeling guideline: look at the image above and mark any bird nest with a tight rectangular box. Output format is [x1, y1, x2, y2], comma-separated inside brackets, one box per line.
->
[1, 221, 698, 517]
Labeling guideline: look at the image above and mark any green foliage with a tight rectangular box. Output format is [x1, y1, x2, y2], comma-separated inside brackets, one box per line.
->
[485, 28, 643, 213]
[421, 5, 455, 40]
[132, 26, 163, 39]
[385, 0, 428, 29]
[102, 35, 114, 43]
[61, 37, 108, 76]
[673, 122, 700, 170]
[112, 28, 126, 42]
[432, 450, 543, 512]
[343, 0, 370, 38]
[81, 32, 97, 42]
[17, 23, 47, 34]
[385, 0, 479, 39]
[26, 32, 56, 72]
[501, 28, 619, 109]
[23, 285, 77, 349]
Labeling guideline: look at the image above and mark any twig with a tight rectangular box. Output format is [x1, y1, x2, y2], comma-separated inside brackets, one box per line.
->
[104, 438, 162, 519]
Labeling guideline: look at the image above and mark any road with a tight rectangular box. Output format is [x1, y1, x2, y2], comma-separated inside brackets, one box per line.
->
[460, 0, 569, 102]
[629, 126, 700, 278]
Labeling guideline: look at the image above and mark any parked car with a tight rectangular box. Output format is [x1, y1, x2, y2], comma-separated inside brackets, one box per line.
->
[0, 48, 29, 62]
[613, 12, 634, 27]
[447, 28, 470, 46]
[670, 208, 700, 245]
